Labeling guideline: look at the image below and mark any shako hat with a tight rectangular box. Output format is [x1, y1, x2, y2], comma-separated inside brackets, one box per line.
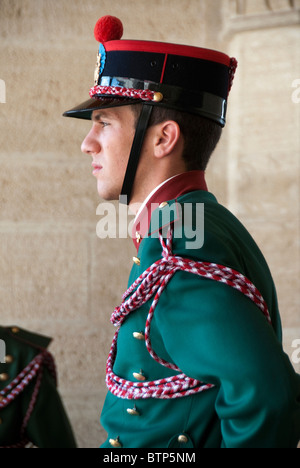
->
[63, 15, 237, 202]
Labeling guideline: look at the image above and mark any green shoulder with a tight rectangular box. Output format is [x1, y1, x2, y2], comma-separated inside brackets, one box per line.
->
[0, 325, 52, 352]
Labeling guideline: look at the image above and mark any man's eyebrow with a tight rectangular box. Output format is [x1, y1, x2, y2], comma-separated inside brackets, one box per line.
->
[92, 110, 116, 122]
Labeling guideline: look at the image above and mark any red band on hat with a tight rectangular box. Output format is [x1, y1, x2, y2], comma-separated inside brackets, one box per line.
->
[104, 40, 231, 67]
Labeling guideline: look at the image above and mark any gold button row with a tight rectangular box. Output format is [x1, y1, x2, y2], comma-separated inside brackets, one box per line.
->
[133, 331, 145, 341]
[0, 373, 9, 382]
[4, 355, 14, 364]
[133, 370, 146, 382]
[109, 437, 122, 448]
[133, 256, 140, 266]
[0, 353, 14, 384]
[126, 405, 140, 416]
[109, 433, 189, 448]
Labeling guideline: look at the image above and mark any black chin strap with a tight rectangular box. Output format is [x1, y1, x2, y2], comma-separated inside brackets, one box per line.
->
[120, 104, 153, 205]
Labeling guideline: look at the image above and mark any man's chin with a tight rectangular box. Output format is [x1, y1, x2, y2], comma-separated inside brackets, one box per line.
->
[97, 181, 121, 202]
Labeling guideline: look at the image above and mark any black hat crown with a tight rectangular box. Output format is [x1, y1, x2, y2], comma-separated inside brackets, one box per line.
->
[64, 15, 237, 127]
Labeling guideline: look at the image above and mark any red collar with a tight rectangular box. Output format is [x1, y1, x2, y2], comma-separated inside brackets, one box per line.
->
[132, 171, 208, 252]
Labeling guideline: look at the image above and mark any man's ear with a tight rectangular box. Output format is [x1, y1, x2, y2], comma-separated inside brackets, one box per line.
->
[153, 120, 182, 159]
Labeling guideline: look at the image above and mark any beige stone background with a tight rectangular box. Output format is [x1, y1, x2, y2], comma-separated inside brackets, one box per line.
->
[0, 0, 299, 448]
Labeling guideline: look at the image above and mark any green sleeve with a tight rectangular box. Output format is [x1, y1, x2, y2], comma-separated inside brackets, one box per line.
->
[155, 271, 300, 448]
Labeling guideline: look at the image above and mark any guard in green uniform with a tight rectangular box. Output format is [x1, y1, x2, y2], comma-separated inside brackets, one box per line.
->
[63, 15, 300, 448]
[0, 326, 77, 448]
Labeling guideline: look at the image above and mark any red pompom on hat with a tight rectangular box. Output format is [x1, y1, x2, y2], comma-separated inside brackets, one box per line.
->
[94, 15, 123, 43]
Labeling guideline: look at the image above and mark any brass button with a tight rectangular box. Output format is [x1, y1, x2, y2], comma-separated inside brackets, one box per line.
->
[127, 405, 140, 416]
[133, 256, 140, 266]
[11, 327, 19, 334]
[133, 370, 146, 382]
[0, 373, 9, 382]
[136, 232, 142, 244]
[178, 434, 189, 444]
[5, 355, 14, 364]
[133, 331, 145, 341]
[153, 92, 164, 102]
[159, 201, 168, 209]
[109, 437, 122, 448]
[0, 396, 3, 402]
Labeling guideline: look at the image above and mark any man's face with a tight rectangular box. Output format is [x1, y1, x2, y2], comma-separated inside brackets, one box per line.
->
[81, 106, 136, 200]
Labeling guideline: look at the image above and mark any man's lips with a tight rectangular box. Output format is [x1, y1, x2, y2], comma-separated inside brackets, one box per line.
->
[92, 162, 103, 175]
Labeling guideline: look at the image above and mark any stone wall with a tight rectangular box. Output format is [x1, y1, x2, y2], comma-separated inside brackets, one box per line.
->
[0, 0, 299, 448]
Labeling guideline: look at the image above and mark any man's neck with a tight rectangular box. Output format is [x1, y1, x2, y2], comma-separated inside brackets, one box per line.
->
[129, 164, 188, 216]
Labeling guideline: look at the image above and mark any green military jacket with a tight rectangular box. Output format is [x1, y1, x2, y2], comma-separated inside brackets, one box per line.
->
[0, 326, 77, 448]
[100, 190, 300, 448]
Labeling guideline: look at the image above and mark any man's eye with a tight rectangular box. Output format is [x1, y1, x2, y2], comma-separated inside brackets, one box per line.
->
[99, 121, 109, 127]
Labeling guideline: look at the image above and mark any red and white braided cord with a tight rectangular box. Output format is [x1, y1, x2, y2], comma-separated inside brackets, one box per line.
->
[0, 350, 57, 448]
[106, 230, 271, 400]
[0, 351, 56, 409]
[90, 85, 155, 101]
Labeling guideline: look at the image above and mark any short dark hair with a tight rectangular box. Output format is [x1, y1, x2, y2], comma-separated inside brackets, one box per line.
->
[131, 104, 222, 171]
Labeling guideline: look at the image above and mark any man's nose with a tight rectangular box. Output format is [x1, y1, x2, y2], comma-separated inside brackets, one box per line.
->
[81, 126, 101, 155]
